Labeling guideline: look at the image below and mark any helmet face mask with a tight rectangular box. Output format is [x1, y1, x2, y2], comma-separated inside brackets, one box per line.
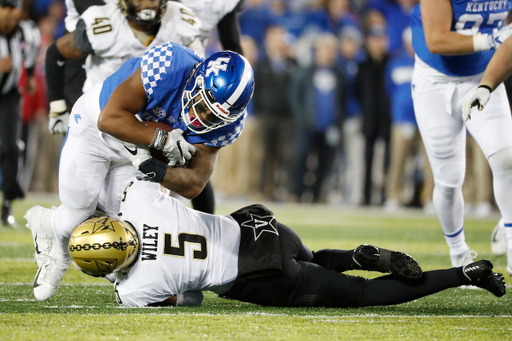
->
[120, 0, 166, 28]
[181, 52, 255, 134]
[69, 217, 140, 277]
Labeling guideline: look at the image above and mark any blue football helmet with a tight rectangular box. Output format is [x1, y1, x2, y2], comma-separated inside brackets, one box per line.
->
[181, 51, 255, 134]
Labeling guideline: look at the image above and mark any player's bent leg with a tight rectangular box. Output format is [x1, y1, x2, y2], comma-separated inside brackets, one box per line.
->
[312, 245, 422, 279]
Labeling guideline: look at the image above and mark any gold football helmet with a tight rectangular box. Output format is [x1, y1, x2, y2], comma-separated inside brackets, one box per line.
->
[69, 217, 139, 277]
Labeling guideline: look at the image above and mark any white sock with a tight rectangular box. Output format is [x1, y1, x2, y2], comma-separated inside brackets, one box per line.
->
[444, 227, 468, 255]
[433, 184, 468, 253]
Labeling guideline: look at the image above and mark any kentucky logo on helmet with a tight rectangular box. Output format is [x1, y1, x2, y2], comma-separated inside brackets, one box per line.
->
[206, 57, 231, 77]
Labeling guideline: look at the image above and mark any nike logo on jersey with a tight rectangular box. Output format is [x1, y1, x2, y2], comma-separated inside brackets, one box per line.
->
[206, 57, 231, 77]
[124, 145, 138, 156]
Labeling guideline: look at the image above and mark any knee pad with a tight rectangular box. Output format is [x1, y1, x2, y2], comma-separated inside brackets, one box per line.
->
[427, 126, 460, 160]
[488, 147, 512, 173]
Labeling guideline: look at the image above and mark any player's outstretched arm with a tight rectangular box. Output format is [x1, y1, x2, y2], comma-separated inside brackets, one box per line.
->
[160, 144, 220, 199]
[462, 36, 512, 120]
[421, 0, 511, 55]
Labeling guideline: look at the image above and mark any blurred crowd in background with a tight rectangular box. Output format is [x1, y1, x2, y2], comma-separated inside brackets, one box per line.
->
[1, 0, 502, 217]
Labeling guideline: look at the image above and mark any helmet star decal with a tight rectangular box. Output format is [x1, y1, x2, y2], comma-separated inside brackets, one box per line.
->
[206, 57, 231, 77]
[241, 214, 279, 241]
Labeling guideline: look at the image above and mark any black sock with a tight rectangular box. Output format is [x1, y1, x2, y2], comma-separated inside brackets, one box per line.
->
[191, 181, 215, 214]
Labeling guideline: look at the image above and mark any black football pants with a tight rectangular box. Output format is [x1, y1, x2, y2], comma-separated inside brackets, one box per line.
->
[223, 223, 468, 307]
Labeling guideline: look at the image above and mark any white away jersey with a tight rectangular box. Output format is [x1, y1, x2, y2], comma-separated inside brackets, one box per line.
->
[179, 0, 241, 46]
[78, 1, 203, 92]
[115, 179, 240, 307]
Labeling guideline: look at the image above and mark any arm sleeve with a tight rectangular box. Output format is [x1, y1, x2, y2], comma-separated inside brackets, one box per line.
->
[217, 10, 243, 54]
[45, 42, 67, 102]
[74, 18, 94, 54]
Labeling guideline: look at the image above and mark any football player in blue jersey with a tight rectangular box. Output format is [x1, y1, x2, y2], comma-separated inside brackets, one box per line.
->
[462, 32, 512, 276]
[411, 0, 512, 270]
[25, 42, 254, 302]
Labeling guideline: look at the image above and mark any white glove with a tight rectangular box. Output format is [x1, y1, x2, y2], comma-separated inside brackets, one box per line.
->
[48, 99, 70, 135]
[462, 85, 491, 121]
[491, 23, 512, 49]
[162, 129, 196, 167]
[473, 24, 512, 51]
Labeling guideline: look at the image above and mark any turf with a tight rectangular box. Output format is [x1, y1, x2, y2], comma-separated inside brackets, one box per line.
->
[1, 196, 511, 340]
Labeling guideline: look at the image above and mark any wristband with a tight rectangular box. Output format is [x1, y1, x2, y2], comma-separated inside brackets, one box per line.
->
[49, 99, 67, 117]
[473, 32, 493, 52]
[478, 84, 492, 93]
[149, 128, 167, 150]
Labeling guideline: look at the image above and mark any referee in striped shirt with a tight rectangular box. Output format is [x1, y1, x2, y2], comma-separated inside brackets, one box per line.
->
[0, 0, 39, 227]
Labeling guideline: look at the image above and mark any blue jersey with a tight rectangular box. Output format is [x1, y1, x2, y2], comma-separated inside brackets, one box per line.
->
[411, 0, 512, 76]
[99, 43, 245, 147]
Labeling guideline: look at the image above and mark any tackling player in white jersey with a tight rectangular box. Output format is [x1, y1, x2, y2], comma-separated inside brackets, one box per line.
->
[463, 29, 512, 276]
[66, 178, 505, 307]
[46, 0, 203, 135]
[411, 0, 512, 269]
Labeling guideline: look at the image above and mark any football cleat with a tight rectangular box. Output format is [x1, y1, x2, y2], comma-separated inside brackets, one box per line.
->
[353, 244, 423, 279]
[462, 260, 506, 297]
[450, 247, 477, 268]
[33, 245, 72, 301]
[25, 206, 55, 267]
[491, 218, 507, 256]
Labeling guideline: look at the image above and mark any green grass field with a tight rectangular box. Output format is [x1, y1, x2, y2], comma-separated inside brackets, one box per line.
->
[1, 196, 511, 340]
